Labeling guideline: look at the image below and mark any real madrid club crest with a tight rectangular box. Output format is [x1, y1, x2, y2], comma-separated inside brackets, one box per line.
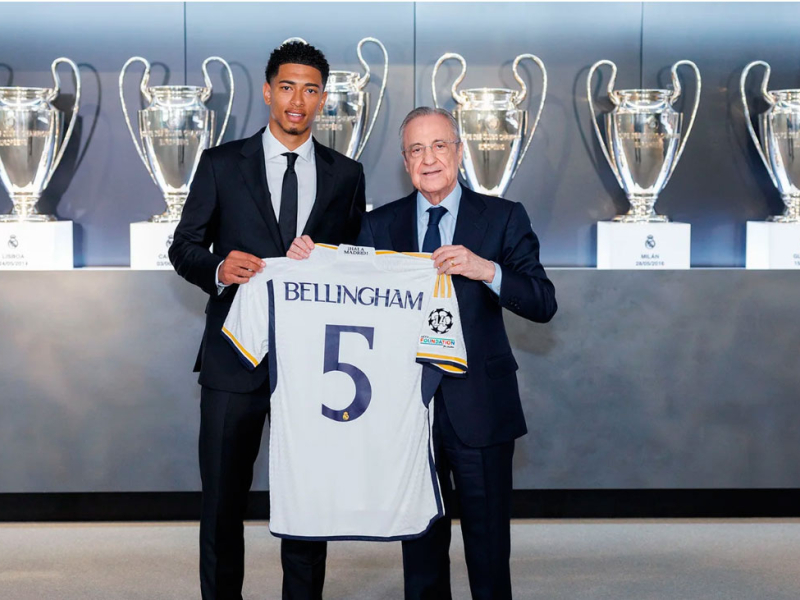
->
[645, 234, 656, 249]
[8, 234, 18, 249]
[428, 308, 453, 335]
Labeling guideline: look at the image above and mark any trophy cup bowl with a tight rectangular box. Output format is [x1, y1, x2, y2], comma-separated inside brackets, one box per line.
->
[741, 61, 800, 222]
[308, 37, 388, 161]
[120, 56, 233, 222]
[588, 59, 701, 223]
[432, 52, 547, 198]
[316, 72, 367, 160]
[455, 88, 526, 197]
[0, 58, 81, 222]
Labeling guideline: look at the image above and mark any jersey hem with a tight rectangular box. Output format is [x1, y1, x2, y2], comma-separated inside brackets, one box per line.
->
[267, 511, 445, 543]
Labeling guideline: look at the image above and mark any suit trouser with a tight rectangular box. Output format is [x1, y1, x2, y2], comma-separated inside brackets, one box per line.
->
[402, 390, 515, 600]
[199, 384, 327, 600]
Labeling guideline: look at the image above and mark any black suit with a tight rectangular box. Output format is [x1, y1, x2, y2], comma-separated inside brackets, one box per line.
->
[357, 185, 556, 599]
[170, 128, 365, 600]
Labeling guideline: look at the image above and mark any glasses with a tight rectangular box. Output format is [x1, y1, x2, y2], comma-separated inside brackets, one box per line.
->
[402, 140, 460, 159]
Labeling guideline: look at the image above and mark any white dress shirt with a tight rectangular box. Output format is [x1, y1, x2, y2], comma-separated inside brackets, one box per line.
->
[262, 125, 317, 237]
[216, 127, 317, 291]
[416, 185, 502, 296]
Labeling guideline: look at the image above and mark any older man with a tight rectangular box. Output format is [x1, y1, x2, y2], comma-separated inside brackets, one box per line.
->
[357, 107, 557, 599]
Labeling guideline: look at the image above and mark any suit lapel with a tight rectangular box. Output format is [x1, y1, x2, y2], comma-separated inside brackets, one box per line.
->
[390, 192, 419, 252]
[238, 128, 284, 251]
[302, 139, 336, 237]
[452, 185, 489, 295]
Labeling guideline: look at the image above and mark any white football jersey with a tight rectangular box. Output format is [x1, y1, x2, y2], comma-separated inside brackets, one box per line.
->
[222, 244, 467, 540]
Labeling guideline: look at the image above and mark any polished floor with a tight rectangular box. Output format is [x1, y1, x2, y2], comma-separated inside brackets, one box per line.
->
[1, 520, 799, 599]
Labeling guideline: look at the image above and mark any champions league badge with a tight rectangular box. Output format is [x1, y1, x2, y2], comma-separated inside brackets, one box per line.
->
[428, 308, 453, 334]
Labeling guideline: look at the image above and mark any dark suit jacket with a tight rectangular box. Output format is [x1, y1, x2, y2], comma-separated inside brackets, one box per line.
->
[169, 128, 366, 393]
[356, 185, 556, 447]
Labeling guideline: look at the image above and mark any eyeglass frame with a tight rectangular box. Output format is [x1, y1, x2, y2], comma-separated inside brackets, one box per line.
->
[401, 139, 461, 159]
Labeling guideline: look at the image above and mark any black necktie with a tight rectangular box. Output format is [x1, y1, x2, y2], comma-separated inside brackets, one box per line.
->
[279, 152, 299, 251]
[422, 206, 447, 253]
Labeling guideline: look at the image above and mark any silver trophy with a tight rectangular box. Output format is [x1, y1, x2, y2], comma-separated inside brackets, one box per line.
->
[120, 56, 234, 222]
[432, 52, 547, 197]
[587, 60, 701, 222]
[740, 61, 800, 222]
[282, 37, 388, 160]
[0, 58, 81, 222]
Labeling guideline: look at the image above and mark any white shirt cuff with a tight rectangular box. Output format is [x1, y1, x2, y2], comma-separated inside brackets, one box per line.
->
[215, 260, 229, 295]
[483, 262, 502, 296]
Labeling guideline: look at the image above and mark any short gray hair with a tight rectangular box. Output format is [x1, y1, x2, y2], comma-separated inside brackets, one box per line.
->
[399, 106, 460, 151]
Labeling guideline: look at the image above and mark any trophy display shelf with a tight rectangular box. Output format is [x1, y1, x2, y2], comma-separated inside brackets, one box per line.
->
[130, 221, 176, 270]
[746, 221, 800, 269]
[0, 220, 73, 270]
[597, 221, 691, 269]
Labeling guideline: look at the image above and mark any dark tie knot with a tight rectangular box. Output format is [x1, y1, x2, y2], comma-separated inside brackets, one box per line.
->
[283, 152, 299, 171]
[427, 206, 447, 227]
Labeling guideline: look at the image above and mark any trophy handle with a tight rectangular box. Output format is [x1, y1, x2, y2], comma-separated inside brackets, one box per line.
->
[665, 60, 702, 184]
[202, 56, 235, 146]
[119, 56, 158, 186]
[740, 60, 778, 188]
[586, 59, 623, 187]
[353, 37, 388, 161]
[43, 57, 81, 189]
[510, 54, 547, 179]
[432, 53, 467, 108]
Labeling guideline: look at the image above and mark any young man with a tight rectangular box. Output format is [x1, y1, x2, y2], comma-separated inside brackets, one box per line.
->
[169, 41, 365, 600]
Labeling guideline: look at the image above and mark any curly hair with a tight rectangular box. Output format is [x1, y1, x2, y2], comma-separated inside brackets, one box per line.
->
[265, 41, 330, 88]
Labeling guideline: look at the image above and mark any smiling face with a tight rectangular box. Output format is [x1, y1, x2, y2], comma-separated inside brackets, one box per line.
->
[263, 63, 327, 149]
[402, 113, 463, 205]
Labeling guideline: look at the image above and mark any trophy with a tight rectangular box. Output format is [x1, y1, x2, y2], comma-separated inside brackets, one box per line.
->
[740, 61, 800, 222]
[432, 52, 547, 197]
[120, 56, 233, 222]
[587, 59, 701, 222]
[0, 58, 81, 221]
[282, 37, 388, 160]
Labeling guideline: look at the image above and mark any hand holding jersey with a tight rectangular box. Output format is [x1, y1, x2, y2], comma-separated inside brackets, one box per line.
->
[222, 244, 467, 540]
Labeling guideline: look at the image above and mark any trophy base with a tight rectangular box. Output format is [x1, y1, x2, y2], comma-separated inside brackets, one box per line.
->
[612, 214, 670, 223]
[0, 213, 58, 223]
[0, 221, 73, 269]
[149, 196, 186, 223]
[766, 215, 800, 224]
[746, 221, 800, 269]
[614, 199, 670, 223]
[769, 197, 800, 223]
[597, 222, 690, 269]
[1, 197, 58, 222]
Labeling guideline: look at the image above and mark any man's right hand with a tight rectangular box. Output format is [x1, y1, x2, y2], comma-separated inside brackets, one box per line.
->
[219, 250, 265, 285]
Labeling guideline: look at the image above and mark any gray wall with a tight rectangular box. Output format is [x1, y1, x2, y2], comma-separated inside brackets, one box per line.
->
[1, 3, 799, 493]
[2, 270, 800, 493]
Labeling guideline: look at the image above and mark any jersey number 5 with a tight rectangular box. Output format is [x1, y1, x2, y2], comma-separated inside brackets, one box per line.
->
[322, 325, 374, 422]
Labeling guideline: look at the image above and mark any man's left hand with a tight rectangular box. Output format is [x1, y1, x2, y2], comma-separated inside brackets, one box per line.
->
[287, 235, 315, 260]
[432, 245, 495, 283]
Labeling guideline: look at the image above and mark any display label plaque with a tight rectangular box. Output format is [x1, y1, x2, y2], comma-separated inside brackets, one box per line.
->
[0, 222, 73, 270]
[597, 222, 691, 269]
[746, 222, 800, 269]
[130, 222, 177, 270]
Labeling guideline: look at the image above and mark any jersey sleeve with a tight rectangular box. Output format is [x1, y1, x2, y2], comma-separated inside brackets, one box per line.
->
[416, 274, 468, 377]
[221, 273, 271, 370]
